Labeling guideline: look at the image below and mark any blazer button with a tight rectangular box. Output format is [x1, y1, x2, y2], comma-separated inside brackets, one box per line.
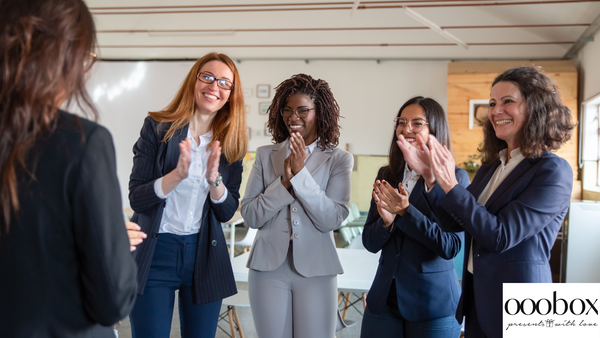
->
[292, 207, 298, 213]
[293, 220, 299, 226]
[212, 240, 217, 246]
[294, 233, 300, 239]
[474, 253, 480, 259]
[153, 233, 159, 238]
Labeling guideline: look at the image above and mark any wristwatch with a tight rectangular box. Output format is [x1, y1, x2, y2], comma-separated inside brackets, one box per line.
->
[207, 174, 222, 187]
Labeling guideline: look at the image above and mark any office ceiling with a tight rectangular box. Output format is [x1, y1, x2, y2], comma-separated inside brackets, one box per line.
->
[87, 0, 600, 61]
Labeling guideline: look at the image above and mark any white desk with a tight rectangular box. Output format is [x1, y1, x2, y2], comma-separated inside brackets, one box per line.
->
[231, 248, 379, 292]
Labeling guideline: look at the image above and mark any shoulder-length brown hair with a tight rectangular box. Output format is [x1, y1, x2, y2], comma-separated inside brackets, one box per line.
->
[382, 96, 451, 187]
[149, 53, 247, 163]
[267, 74, 341, 150]
[480, 66, 575, 164]
[0, 0, 97, 226]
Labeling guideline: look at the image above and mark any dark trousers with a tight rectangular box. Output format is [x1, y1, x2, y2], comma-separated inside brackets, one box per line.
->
[361, 282, 462, 338]
[464, 273, 488, 338]
[129, 233, 222, 338]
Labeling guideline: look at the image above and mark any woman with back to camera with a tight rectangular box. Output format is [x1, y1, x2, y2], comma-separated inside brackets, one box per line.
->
[0, 0, 138, 337]
[127, 52, 247, 338]
[399, 67, 575, 338]
[241, 74, 353, 338]
[360, 97, 465, 338]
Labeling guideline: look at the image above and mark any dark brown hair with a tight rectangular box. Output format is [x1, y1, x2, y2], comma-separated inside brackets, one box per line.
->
[267, 74, 341, 150]
[0, 0, 97, 227]
[382, 96, 452, 187]
[149, 53, 247, 163]
[480, 66, 575, 164]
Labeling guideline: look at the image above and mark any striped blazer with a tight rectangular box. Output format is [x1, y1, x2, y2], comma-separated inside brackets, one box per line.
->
[128, 116, 242, 304]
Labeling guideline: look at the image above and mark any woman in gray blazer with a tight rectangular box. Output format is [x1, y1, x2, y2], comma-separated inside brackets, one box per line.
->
[241, 74, 353, 338]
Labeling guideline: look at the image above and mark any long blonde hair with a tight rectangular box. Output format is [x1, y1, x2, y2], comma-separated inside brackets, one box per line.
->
[149, 53, 247, 163]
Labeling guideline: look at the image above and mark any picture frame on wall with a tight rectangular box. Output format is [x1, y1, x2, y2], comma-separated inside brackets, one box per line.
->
[257, 84, 270, 98]
[245, 105, 250, 114]
[247, 127, 252, 140]
[259, 102, 270, 115]
[468, 99, 490, 129]
[242, 88, 253, 98]
[264, 122, 271, 136]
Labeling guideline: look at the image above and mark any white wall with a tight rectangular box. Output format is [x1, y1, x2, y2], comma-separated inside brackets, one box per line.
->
[84, 59, 448, 207]
[580, 31, 600, 101]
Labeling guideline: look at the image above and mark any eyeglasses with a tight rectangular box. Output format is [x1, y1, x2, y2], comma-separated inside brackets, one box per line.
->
[281, 107, 315, 118]
[197, 72, 234, 90]
[394, 117, 429, 133]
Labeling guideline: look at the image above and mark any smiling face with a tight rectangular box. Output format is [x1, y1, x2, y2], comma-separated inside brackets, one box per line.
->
[194, 60, 233, 116]
[284, 93, 318, 145]
[489, 81, 527, 151]
[396, 104, 430, 148]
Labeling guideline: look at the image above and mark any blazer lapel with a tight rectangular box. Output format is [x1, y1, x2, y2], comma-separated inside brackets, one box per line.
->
[467, 160, 499, 199]
[304, 146, 332, 175]
[409, 178, 425, 207]
[269, 141, 287, 179]
[484, 158, 533, 208]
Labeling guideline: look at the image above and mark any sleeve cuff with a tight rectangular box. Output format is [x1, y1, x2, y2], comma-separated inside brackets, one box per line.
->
[210, 187, 229, 204]
[154, 177, 168, 199]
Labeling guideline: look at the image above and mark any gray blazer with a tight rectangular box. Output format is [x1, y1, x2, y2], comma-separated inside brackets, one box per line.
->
[241, 140, 353, 277]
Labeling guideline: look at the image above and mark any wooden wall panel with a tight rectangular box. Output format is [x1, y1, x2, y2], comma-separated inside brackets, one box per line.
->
[447, 61, 581, 199]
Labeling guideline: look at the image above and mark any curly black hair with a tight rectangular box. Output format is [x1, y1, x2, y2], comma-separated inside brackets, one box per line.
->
[266, 74, 341, 150]
[480, 66, 576, 164]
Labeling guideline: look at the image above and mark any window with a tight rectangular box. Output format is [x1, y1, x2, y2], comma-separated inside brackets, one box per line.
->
[581, 93, 600, 190]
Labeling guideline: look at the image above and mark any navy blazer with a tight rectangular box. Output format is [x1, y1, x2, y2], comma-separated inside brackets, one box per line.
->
[0, 111, 137, 338]
[431, 152, 572, 338]
[362, 167, 467, 322]
[129, 116, 242, 304]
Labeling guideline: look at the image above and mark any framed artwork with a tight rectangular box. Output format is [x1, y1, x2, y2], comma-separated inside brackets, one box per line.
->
[242, 88, 253, 98]
[257, 84, 270, 98]
[259, 102, 270, 115]
[264, 122, 271, 136]
[247, 127, 252, 140]
[244, 105, 250, 114]
[469, 99, 490, 129]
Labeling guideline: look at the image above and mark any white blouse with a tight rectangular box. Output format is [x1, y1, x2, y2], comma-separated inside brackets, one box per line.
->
[153, 129, 227, 235]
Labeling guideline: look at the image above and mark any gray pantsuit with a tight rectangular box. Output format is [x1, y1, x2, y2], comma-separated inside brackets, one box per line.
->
[241, 140, 353, 338]
[249, 245, 337, 338]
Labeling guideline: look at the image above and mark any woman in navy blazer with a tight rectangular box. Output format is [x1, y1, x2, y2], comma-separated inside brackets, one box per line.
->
[361, 97, 465, 338]
[400, 67, 575, 338]
[128, 53, 247, 338]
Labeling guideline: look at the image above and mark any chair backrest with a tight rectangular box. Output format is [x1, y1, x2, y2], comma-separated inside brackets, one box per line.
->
[235, 227, 258, 247]
[349, 203, 361, 220]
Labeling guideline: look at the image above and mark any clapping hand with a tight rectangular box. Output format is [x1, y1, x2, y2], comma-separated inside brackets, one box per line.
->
[372, 180, 409, 229]
[206, 140, 221, 184]
[396, 134, 435, 186]
[289, 132, 308, 175]
[428, 136, 458, 193]
[176, 138, 192, 180]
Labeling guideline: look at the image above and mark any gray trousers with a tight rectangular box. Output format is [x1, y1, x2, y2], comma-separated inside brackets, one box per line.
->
[248, 245, 337, 338]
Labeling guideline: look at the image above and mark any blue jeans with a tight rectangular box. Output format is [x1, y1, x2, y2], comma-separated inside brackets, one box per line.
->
[360, 283, 461, 338]
[129, 233, 222, 338]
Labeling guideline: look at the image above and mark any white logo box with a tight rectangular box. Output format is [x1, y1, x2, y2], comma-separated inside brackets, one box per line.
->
[503, 283, 600, 338]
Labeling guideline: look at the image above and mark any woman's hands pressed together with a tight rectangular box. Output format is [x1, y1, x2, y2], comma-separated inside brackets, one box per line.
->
[281, 132, 308, 191]
[372, 180, 409, 230]
[176, 138, 192, 180]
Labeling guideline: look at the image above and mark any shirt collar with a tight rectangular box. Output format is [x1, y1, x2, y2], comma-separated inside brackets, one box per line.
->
[499, 147, 524, 166]
[403, 162, 420, 180]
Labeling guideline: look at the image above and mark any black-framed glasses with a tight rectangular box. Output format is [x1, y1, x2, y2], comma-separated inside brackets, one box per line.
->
[394, 117, 429, 132]
[197, 72, 234, 90]
[281, 107, 315, 118]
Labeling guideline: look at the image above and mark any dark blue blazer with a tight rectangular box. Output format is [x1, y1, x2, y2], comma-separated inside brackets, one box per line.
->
[431, 152, 572, 338]
[362, 167, 467, 322]
[129, 116, 242, 304]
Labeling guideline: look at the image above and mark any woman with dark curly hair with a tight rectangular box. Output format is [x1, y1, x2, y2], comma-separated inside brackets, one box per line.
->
[241, 74, 353, 338]
[399, 66, 575, 338]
